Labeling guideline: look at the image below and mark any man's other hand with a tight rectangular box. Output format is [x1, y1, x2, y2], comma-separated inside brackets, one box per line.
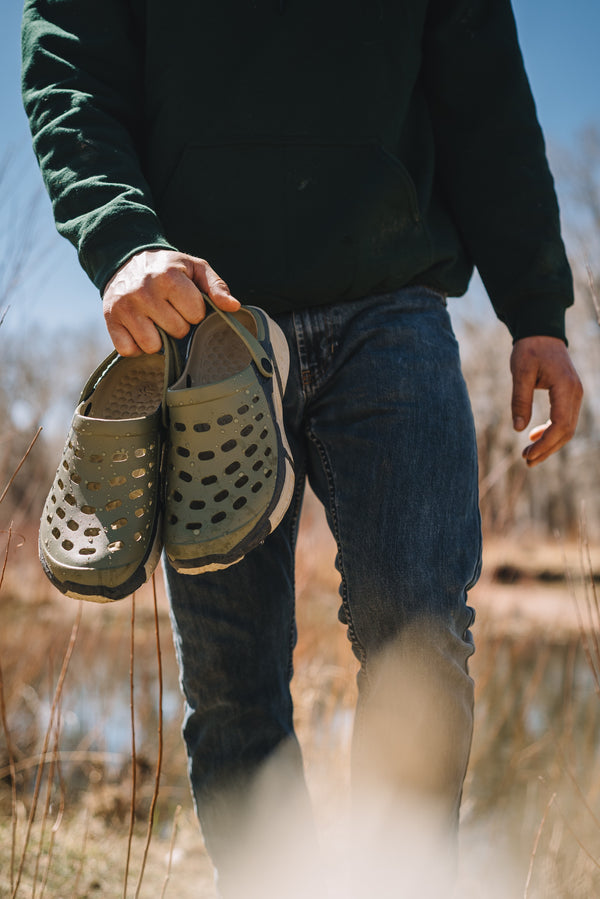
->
[510, 335, 583, 466]
[102, 249, 241, 355]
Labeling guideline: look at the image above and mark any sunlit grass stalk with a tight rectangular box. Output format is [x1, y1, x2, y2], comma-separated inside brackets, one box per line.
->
[10, 606, 82, 899]
[38, 710, 66, 899]
[134, 575, 164, 899]
[70, 809, 90, 899]
[160, 805, 182, 899]
[0, 526, 18, 893]
[123, 594, 137, 899]
[524, 789, 556, 899]
[0, 427, 42, 507]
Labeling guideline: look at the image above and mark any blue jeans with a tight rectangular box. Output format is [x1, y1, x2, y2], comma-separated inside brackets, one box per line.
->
[165, 287, 481, 896]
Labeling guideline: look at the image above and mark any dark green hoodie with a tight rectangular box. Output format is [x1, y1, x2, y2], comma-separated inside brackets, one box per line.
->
[22, 0, 573, 340]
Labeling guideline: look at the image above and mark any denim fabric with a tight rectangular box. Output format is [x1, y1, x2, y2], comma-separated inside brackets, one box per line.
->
[164, 286, 481, 896]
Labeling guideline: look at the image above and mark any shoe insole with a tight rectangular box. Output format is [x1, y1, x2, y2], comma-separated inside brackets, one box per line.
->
[86, 355, 165, 419]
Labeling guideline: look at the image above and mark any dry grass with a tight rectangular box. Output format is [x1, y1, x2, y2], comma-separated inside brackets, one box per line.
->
[2, 488, 600, 897]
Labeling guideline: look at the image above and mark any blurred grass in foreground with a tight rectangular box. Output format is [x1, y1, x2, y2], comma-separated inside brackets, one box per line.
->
[1, 491, 600, 898]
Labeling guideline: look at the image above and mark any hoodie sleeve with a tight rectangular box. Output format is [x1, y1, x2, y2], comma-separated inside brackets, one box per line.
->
[422, 0, 573, 341]
[21, 0, 175, 294]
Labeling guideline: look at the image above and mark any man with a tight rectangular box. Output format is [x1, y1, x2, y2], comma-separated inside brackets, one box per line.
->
[22, 1, 582, 895]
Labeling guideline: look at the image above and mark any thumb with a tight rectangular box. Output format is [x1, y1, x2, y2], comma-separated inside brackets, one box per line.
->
[189, 256, 241, 312]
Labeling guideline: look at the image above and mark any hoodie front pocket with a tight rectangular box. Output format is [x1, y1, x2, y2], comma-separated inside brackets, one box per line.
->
[157, 140, 429, 302]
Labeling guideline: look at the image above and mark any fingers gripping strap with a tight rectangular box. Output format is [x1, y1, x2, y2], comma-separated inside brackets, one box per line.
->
[202, 294, 274, 378]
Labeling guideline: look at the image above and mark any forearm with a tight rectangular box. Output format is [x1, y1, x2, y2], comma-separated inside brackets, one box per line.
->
[422, 0, 573, 340]
[22, 0, 173, 292]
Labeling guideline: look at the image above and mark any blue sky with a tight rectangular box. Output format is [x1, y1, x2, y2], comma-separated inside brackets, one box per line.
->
[1, 0, 600, 341]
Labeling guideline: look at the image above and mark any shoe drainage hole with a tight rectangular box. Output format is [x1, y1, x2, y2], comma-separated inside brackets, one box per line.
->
[217, 414, 233, 426]
[174, 422, 186, 432]
[179, 471, 192, 483]
[134, 532, 143, 542]
[260, 429, 268, 440]
[264, 447, 272, 457]
[177, 447, 191, 457]
[84, 528, 100, 537]
[79, 547, 96, 556]
[255, 412, 264, 421]
[233, 497, 247, 510]
[109, 475, 127, 487]
[221, 439, 237, 452]
[108, 541, 124, 552]
[56, 508, 66, 520]
[198, 451, 215, 461]
[112, 451, 128, 462]
[65, 494, 77, 506]
[225, 461, 240, 475]
[252, 460, 263, 471]
[70, 472, 82, 485]
[129, 488, 144, 500]
[214, 490, 229, 503]
[241, 425, 253, 437]
[235, 475, 249, 488]
[193, 422, 211, 433]
[245, 444, 258, 457]
[132, 468, 146, 478]
[135, 448, 147, 458]
[186, 522, 203, 531]
[237, 404, 249, 415]
[46, 515, 52, 524]
[51, 495, 57, 504]
[169, 514, 178, 525]
[105, 500, 122, 511]
[252, 482, 263, 493]
[201, 475, 217, 486]
[52, 528, 60, 539]
[265, 469, 273, 478]
[173, 490, 183, 502]
[190, 500, 206, 510]
[135, 508, 145, 518]
[57, 478, 64, 490]
[62, 460, 69, 471]
[67, 520, 79, 531]
[252, 395, 260, 404]
[87, 482, 102, 491]
[89, 453, 104, 463]
[81, 505, 96, 515]
[62, 540, 74, 551]
[111, 518, 128, 530]
[211, 511, 227, 524]
[74, 447, 85, 459]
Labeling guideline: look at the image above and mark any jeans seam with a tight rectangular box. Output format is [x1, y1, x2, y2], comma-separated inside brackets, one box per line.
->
[285, 462, 307, 682]
[307, 427, 367, 669]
